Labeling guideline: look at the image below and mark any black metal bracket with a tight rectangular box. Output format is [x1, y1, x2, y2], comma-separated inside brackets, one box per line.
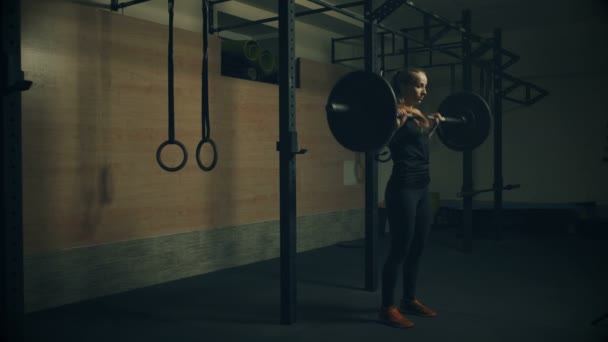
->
[4, 78, 31, 95]
[372, 0, 410, 23]
[426, 25, 452, 44]
[500, 73, 549, 105]
[276, 131, 307, 155]
[110, 0, 151, 12]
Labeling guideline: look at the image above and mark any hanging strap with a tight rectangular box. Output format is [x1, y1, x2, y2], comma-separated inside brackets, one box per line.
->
[156, 0, 188, 172]
[196, 0, 218, 171]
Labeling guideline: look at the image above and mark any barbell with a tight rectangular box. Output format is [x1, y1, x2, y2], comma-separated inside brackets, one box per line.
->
[325, 71, 492, 152]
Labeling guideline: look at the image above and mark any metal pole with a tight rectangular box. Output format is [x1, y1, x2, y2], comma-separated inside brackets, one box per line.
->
[332, 34, 364, 42]
[423, 15, 432, 65]
[461, 10, 473, 253]
[380, 33, 385, 72]
[363, 0, 378, 292]
[402, 32, 409, 68]
[493, 28, 504, 240]
[450, 63, 456, 92]
[401, 23, 456, 32]
[333, 50, 408, 64]
[2, 0, 26, 340]
[278, 0, 297, 325]
[407, 43, 461, 53]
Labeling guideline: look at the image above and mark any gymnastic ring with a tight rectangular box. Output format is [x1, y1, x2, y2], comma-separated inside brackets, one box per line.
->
[156, 140, 188, 172]
[196, 138, 218, 172]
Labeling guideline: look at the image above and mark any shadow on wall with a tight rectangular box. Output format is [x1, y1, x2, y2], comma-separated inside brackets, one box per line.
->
[75, 7, 114, 242]
[77, 8, 140, 300]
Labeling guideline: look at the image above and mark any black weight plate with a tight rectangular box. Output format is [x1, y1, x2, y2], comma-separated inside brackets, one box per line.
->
[326, 71, 397, 152]
[437, 92, 491, 151]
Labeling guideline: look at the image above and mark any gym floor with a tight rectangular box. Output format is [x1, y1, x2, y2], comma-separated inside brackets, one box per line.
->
[25, 226, 608, 342]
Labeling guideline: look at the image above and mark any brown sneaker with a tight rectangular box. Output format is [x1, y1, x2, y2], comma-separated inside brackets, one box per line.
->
[379, 306, 415, 328]
[400, 299, 437, 317]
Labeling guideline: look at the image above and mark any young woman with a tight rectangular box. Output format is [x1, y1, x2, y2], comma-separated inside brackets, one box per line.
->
[379, 68, 444, 329]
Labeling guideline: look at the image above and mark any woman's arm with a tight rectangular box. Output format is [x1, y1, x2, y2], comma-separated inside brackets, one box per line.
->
[427, 112, 445, 137]
[428, 112, 445, 125]
[396, 107, 409, 128]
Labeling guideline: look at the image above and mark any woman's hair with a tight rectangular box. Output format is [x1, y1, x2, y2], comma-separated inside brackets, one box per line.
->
[392, 68, 430, 129]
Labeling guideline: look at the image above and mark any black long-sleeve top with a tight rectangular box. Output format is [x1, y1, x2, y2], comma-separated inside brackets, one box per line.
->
[388, 119, 434, 189]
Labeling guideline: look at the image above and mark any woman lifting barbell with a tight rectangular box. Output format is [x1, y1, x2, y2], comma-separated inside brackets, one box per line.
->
[379, 68, 444, 329]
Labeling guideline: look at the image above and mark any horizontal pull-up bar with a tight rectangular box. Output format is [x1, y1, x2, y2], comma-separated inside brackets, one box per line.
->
[307, 0, 368, 25]
[407, 42, 461, 53]
[334, 50, 406, 63]
[332, 30, 396, 43]
[385, 62, 462, 73]
[401, 22, 462, 32]
[333, 42, 461, 63]
[110, 0, 151, 11]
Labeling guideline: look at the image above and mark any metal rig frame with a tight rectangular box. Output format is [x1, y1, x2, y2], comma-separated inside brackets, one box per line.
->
[327, 1, 549, 252]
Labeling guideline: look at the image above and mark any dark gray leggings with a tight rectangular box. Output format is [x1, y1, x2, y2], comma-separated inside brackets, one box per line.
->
[381, 184, 433, 307]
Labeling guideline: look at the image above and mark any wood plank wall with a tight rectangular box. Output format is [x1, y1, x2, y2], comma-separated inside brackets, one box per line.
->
[21, 0, 364, 254]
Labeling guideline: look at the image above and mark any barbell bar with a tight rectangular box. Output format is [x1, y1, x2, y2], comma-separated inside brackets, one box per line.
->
[325, 71, 492, 152]
[328, 102, 468, 124]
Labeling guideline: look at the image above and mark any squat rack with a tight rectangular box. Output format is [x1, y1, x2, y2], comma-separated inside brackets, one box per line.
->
[325, 1, 549, 251]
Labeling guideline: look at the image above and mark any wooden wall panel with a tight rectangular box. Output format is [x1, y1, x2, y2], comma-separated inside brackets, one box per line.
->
[21, 0, 363, 254]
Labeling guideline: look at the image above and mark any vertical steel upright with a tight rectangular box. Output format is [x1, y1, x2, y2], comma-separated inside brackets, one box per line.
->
[492, 28, 504, 239]
[461, 10, 474, 253]
[402, 32, 409, 68]
[2, 0, 25, 340]
[278, 0, 297, 325]
[450, 63, 456, 92]
[363, 0, 378, 292]
[423, 15, 432, 65]
[380, 34, 385, 73]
